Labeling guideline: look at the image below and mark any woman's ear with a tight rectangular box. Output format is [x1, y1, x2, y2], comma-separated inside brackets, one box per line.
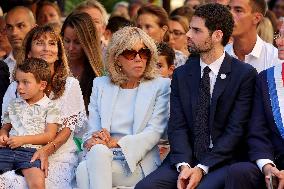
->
[162, 25, 168, 33]
[27, 52, 32, 58]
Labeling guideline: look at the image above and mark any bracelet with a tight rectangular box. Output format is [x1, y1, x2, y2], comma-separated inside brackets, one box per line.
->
[48, 141, 57, 151]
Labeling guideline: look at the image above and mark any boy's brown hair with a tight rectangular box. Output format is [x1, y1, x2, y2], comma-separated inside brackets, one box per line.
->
[16, 58, 51, 84]
[157, 42, 175, 67]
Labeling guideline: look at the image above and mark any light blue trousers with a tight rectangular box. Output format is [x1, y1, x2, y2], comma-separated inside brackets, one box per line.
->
[76, 144, 144, 189]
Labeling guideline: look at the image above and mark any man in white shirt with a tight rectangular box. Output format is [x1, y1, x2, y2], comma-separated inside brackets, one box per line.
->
[4, 6, 35, 81]
[226, 0, 281, 73]
[135, 4, 259, 189]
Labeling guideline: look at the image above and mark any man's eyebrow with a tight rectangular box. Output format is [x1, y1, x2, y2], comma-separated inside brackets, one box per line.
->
[15, 21, 25, 25]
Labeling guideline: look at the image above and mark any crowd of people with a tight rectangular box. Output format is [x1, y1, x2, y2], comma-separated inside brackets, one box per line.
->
[0, 0, 283, 189]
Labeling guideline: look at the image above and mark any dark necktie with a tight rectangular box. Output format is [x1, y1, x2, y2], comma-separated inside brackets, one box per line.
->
[194, 66, 211, 161]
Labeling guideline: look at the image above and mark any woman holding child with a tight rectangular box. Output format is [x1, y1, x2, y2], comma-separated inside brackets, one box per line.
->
[0, 58, 61, 189]
[0, 24, 86, 188]
[76, 26, 170, 188]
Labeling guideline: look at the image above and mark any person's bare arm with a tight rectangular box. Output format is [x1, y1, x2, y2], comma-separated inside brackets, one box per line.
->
[0, 123, 12, 146]
[30, 127, 71, 177]
[7, 123, 58, 149]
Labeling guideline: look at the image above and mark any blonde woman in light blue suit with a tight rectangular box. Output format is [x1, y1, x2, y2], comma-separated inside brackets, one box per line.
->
[76, 26, 170, 189]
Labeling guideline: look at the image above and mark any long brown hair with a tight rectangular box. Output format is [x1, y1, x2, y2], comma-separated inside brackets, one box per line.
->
[61, 12, 104, 110]
[19, 24, 70, 100]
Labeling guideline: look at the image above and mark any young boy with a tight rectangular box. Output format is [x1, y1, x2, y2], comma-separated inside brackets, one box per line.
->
[156, 42, 175, 160]
[157, 42, 175, 79]
[0, 58, 61, 189]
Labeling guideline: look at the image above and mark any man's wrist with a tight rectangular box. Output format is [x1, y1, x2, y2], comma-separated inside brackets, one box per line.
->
[195, 166, 206, 176]
[176, 162, 191, 172]
[181, 165, 191, 171]
[263, 163, 275, 175]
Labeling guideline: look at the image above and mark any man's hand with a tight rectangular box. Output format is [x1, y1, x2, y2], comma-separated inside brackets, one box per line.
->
[177, 166, 203, 189]
[263, 164, 274, 189]
[263, 163, 284, 189]
[6, 136, 25, 149]
[270, 167, 284, 189]
[0, 134, 8, 147]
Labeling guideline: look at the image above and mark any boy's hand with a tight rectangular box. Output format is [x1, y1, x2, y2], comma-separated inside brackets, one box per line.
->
[0, 134, 8, 147]
[7, 136, 25, 149]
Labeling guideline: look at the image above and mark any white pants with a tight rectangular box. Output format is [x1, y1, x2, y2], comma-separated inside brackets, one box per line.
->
[76, 144, 144, 189]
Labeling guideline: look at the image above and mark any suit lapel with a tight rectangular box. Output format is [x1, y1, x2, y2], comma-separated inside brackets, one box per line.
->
[209, 53, 232, 129]
[133, 80, 155, 134]
[188, 57, 201, 119]
[100, 82, 119, 131]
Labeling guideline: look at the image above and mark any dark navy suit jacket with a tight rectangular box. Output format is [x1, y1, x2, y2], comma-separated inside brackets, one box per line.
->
[0, 60, 9, 116]
[248, 64, 284, 163]
[168, 52, 257, 170]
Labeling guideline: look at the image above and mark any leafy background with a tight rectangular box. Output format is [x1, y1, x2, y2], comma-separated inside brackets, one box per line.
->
[65, 0, 128, 15]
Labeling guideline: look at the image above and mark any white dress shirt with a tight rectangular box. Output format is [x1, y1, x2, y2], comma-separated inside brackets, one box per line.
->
[176, 52, 225, 174]
[225, 35, 281, 73]
[4, 51, 16, 82]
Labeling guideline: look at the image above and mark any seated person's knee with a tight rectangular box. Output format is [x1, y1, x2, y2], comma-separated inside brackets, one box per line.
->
[88, 144, 112, 158]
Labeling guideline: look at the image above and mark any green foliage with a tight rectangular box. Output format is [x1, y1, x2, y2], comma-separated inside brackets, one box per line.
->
[100, 0, 129, 13]
[65, 0, 84, 15]
[64, 0, 130, 15]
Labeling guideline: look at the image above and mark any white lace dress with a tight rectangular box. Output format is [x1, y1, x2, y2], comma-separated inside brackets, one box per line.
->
[0, 77, 87, 189]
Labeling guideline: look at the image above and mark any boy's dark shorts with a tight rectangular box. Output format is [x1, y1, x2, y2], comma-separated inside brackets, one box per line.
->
[0, 147, 41, 174]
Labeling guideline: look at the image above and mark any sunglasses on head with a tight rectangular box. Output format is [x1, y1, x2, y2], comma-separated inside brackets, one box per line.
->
[120, 48, 151, 60]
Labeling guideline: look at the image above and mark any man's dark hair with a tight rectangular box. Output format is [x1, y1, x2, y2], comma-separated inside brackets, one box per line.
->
[106, 16, 133, 33]
[157, 42, 175, 67]
[16, 58, 51, 84]
[194, 3, 234, 46]
[250, 0, 268, 16]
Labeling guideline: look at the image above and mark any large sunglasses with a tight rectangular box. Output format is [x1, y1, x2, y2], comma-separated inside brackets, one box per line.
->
[120, 48, 151, 60]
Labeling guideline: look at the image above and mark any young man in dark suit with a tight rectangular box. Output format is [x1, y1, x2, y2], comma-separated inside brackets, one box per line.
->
[0, 60, 9, 116]
[229, 31, 284, 189]
[135, 3, 259, 189]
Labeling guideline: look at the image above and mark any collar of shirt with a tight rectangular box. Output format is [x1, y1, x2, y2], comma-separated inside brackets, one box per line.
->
[15, 94, 51, 107]
[200, 51, 225, 77]
[4, 51, 16, 64]
[226, 35, 263, 59]
[248, 35, 263, 59]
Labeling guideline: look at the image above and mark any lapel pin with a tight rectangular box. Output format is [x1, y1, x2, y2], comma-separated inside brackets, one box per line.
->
[220, 74, 226, 79]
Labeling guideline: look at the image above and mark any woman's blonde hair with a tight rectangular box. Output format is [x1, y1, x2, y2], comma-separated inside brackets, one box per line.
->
[170, 15, 190, 33]
[106, 26, 158, 86]
[18, 24, 70, 100]
[257, 17, 274, 44]
[75, 0, 108, 26]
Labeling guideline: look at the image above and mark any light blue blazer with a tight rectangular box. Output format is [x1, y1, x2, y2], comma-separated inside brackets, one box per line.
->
[83, 76, 171, 176]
